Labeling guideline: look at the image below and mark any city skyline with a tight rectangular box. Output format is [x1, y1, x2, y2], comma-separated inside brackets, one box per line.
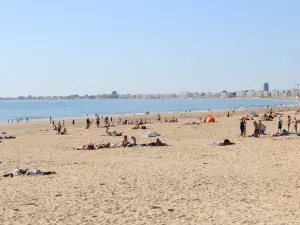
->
[1, 82, 299, 100]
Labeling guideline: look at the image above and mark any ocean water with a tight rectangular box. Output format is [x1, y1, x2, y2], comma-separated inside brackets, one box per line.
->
[0, 99, 297, 122]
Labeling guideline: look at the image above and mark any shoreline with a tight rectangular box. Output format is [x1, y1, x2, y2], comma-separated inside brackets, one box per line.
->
[2, 105, 299, 125]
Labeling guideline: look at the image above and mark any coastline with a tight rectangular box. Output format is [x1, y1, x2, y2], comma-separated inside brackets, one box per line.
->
[0, 97, 299, 101]
[0, 99, 299, 123]
[2, 105, 299, 126]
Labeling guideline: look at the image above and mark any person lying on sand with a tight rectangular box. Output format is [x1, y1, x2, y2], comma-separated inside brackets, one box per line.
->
[75, 143, 111, 150]
[132, 124, 147, 130]
[3, 169, 56, 177]
[105, 127, 123, 136]
[140, 139, 168, 146]
[272, 129, 290, 137]
[185, 122, 200, 125]
[0, 136, 16, 139]
[132, 124, 140, 130]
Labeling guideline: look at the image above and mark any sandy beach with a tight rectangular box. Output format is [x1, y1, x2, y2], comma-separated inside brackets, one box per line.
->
[1, 107, 300, 225]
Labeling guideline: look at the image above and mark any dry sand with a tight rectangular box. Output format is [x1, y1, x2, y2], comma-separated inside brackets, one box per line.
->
[1, 107, 300, 225]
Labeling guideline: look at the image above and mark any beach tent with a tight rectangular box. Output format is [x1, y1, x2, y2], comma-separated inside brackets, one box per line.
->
[205, 116, 216, 123]
[142, 131, 161, 138]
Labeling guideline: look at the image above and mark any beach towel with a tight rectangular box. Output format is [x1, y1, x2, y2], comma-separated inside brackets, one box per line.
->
[142, 132, 160, 138]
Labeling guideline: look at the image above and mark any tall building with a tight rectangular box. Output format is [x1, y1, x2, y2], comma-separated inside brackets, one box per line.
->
[263, 82, 269, 92]
[110, 91, 119, 99]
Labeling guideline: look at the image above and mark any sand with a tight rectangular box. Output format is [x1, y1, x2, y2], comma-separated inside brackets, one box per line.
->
[1, 107, 300, 225]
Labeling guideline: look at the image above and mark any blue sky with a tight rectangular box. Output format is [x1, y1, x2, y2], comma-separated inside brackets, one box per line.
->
[0, 0, 299, 96]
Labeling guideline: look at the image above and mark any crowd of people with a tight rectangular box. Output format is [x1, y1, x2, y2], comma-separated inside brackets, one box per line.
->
[239, 112, 299, 138]
[75, 135, 168, 150]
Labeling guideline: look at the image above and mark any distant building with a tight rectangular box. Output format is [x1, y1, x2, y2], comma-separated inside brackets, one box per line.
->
[263, 83, 269, 92]
[236, 91, 247, 98]
[110, 91, 119, 99]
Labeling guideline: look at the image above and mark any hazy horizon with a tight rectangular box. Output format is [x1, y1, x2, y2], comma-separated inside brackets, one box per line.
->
[1, 0, 299, 97]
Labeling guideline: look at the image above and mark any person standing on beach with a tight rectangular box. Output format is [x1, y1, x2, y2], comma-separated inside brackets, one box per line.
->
[294, 117, 298, 133]
[253, 121, 259, 137]
[157, 114, 161, 122]
[72, 120, 75, 126]
[278, 117, 283, 133]
[96, 116, 100, 128]
[26, 117, 28, 122]
[287, 116, 291, 132]
[240, 118, 246, 137]
[8, 119, 9, 123]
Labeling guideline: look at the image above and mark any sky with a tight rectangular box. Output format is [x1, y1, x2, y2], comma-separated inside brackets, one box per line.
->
[0, 0, 299, 97]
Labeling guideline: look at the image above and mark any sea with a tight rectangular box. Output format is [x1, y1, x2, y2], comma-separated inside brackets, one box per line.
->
[0, 99, 298, 122]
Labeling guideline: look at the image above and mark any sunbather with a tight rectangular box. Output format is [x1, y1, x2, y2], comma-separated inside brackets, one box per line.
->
[132, 124, 140, 130]
[3, 169, 56, 177]
[0, 136, 16, 139]
[75, 142, 111, 150]
[140, 139, 168, 146]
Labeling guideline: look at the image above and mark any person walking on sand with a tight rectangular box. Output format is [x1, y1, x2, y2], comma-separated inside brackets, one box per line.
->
[287, 116, 291, 132]
[278, 117, 283, 134]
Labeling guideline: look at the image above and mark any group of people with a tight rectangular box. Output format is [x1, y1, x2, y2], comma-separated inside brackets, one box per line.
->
[76, 135, 168, 150]
[51, 120, 68, 135]
[240, 114, 299, 137]
[240, 117, 266, 137]
[8, 117, 29, 123]
[284, 116, 298, 133]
